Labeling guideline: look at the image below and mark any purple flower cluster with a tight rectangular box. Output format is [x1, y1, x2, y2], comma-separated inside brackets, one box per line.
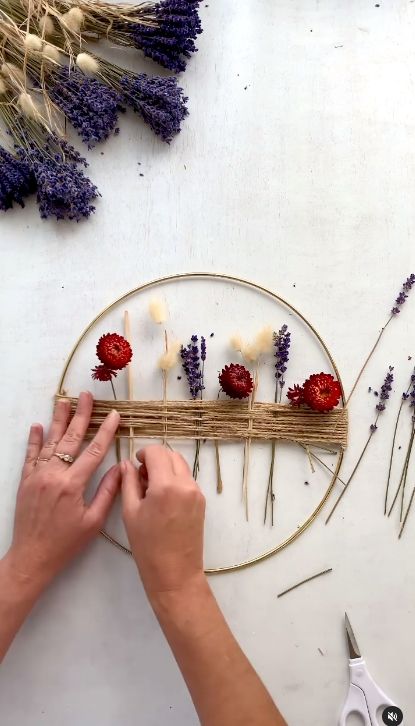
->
[129, 0, 202, 73]
[120, 73, 188, 143]
[49, 68, 123, 148]
[274, 324, 291, 393]
[181, 334, 206, 399]
[370, 366, 394, 430]
[391, 274, 415, 315]
[16, 137, 99, 221]
[402, 368, 415, 407]
[0, 146, 36, 211]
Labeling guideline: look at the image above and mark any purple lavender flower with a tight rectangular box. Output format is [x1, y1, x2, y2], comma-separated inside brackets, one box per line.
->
[120, 73, 188, 143]
[0, 146, 36, 211]
[375, 366, 394, 413]
[273, 325, 291, 396]
[16, 136, 99, 221]
[49, 68, 123, 148]
[391, 274, 415, 315]
[129, 0, 202, 73]
[181, 334, 205, 398]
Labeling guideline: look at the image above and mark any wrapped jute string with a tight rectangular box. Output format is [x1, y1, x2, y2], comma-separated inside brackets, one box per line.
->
[55, 396, 348, 449]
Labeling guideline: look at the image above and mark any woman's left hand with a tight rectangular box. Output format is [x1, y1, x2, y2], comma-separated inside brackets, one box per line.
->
[6, 392, 121, 593]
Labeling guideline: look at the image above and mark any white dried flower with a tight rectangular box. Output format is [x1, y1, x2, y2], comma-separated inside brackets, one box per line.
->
[254, 326, 273, 355]
[158, 341, 181, 371]
[39, 14, 55, 37]
[61, 7, 84, 32]
[230, 334, 243, 352]
[149, 298, 167, 324]
[24, 33, 43, 52]
[18, 92, 40, 120]
[76, 52, 99, 75]
[43, 44, 60, 63]
[1, 63, 25, 86]
[0, 78, 7, 94]
[241, 342, 259, 363]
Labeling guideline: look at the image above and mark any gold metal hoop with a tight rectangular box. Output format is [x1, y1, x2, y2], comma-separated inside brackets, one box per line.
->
[57, 272, 345, 574]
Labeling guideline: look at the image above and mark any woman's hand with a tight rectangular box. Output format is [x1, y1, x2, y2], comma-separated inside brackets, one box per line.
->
[121, 446, 206, 603]
[6, 392, 121, 594]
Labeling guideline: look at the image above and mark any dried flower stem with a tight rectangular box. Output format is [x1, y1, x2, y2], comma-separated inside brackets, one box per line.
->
[384, 396, 406, 514]
[214, 440, 223, 494]
[108, 377, 121, 462]
[398, 485, 415, 538]
[242, 367, 258, 520]
[387, 422, 415, 519]
[277, 568, 333, 599]
[325, 421, 378, 525]
[345, 317, 392, 406]
[123, 310, 134, 461]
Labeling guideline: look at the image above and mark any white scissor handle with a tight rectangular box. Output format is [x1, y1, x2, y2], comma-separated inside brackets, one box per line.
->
[339, 658, 398, 726]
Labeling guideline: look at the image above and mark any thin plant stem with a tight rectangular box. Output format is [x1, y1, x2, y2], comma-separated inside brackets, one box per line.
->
[398, 485, 415, 538]
[387, 423, 415, 518]
[384, 397, 405, 514]
[264, 441, 276, 525]
[400, 425, 415, 521]
[300, 445, 347, 487]
[214, 440, 223, 494]
[325, 426, 377, 525]
[277, 568, 333, 599]
[345, 316, 393, 405]
[109, 378, 121, 463]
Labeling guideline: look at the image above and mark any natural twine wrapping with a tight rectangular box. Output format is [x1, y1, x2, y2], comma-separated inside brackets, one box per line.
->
[55, 396, 348, 449]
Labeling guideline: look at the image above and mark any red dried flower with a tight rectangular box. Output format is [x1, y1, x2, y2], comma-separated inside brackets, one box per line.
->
[91, 365, 117, 382]
[96, 333, 132, 370]
[303, 372, 341, 412]
[287, 384, 305, 406]
[219, 363, 254, 399]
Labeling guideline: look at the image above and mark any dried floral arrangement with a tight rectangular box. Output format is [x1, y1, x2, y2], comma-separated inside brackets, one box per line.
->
[0, 0, 202, 220]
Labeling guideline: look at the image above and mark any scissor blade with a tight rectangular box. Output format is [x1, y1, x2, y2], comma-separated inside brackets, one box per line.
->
[345, 613, 361, 660]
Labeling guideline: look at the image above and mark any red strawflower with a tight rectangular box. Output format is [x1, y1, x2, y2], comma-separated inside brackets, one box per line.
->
[96, 333, 132, 370]
[91, 365, 117, 382]
[287, 384, 305, 406]
[303, 372, 341, 412]
[219, 363, 254, 399]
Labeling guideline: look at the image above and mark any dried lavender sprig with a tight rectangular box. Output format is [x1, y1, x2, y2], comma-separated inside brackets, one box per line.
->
[264, 324, 291, 526]
[325, 366, 394, 524]
[0, 145, 36, 211]
[345, 275, 414, 405]
[384, 368, 415, 514]
[180, 334, 206, 478]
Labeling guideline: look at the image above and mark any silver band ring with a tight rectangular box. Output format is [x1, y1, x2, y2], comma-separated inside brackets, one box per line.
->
[53, 452, 75, 464]
[37, 457, 50, 463]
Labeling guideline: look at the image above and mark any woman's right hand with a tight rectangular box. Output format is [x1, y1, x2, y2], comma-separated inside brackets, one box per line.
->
[121, 446, 206, 602]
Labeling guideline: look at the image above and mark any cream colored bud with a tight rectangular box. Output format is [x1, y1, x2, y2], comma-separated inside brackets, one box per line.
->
[1, 63, 25, 85]
[18, 92, 40, 120]
[241, 342, 259, 363]
[39, 15, 55, 37]
[254, 326, 273, 355]
[158, 341, 181, 371]
[43, 44, 60, 63]
[149, 298, 167, 324]
[76, 52, 99, 74]
[61, 7, 84, 32]
[230, 334, 243, 352]
[24, 33, 43, 52]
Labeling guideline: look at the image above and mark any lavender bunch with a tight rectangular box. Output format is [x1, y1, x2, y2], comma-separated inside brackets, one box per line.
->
[181, 335, 206, 398]
[387, 370, 415, 523]
[274, 324, 291, 402]
[0, 146, 36, 211]
[48, 68, 123, 148]
[326, 366, 394, 524]
[120, 73, 188, 143]
[181, 334, 206, 478]
[129, 0, 202, 73]
[15, 136, 99, 221]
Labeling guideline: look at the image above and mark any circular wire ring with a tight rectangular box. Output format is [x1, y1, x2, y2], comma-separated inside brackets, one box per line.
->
[57, 272, 345, 575]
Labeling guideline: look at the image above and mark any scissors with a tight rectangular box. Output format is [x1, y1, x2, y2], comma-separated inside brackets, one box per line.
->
[339, 613, 401, 725]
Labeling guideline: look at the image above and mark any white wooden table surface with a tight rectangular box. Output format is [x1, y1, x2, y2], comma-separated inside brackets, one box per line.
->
[1, 2, 415, 724]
